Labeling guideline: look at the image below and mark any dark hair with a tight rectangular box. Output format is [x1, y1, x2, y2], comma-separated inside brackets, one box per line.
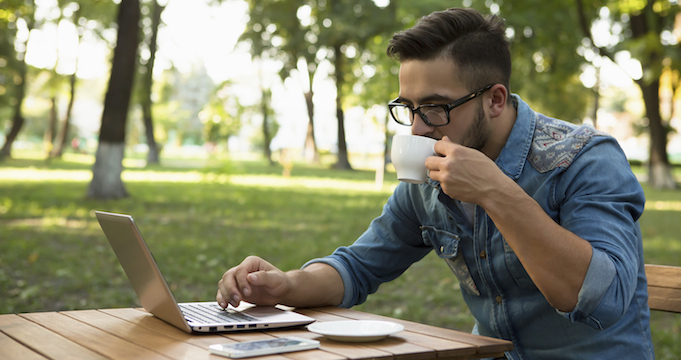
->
[387, 8, 511, 92]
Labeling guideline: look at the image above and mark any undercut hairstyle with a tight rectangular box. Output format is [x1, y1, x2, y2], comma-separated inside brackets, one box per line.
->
[387, 8, 511, 93]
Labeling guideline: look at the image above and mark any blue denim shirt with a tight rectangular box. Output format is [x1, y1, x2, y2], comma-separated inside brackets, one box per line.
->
[305, 95, 653, 360]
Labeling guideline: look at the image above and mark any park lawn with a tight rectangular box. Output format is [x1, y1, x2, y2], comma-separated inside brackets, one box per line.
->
[1, 153, 680, 359]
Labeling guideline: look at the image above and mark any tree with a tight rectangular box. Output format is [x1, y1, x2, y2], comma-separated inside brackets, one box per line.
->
[240, 0, 323, 164]
[137, 0, 164, 165]
[574, 0, 680, 189]
[260, 81, 276, 165]
[312, 0, 396, 170]
[200, 80, 243, 152]
[87, 0, 140, 199]
[241, 0, 396, 169]
[46, 0, 117, 158]
[0, 0, 36, 160]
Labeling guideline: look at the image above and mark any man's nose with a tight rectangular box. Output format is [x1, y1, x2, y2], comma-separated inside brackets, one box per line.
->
[411, 112, 434, 136]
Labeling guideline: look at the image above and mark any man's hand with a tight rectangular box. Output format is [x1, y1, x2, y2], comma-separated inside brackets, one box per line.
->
[217, 256, 291, 308]
[425, 136, 509, 205]
[217, 257, 344, 309]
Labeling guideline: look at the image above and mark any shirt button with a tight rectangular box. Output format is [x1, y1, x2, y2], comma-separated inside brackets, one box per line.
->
[440, 246, 444, 253]
[495, 295, 503, 304]
[479, 250, 487, 259]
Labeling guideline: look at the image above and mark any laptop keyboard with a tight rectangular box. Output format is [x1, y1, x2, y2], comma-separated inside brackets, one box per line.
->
[179, 303, 258, 324]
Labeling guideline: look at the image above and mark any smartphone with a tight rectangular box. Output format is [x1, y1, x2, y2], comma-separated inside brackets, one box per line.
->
[208, 337, 320, 358]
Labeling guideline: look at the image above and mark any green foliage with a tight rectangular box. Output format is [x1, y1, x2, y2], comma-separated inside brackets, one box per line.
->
[153, 66, 214, 146]
[1, 155, 681, 358]
[201, 81, 243, 146]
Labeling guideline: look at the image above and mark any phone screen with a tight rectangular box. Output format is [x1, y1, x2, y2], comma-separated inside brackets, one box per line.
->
[226, 338, 304, 351]
[210, 336, 320, 358]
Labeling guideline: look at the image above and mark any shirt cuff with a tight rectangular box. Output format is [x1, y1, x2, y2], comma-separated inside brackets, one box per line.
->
[555, 249, 616, 329]
[302, 257, 355, 308]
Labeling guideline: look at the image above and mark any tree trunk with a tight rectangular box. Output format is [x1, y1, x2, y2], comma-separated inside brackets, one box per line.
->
[0, 5, 33, 160]
[303, 90, 320, 164]
[51, 8, 82, 159]
[629, 4, 675, 189]
[591, 66, 600, 129]
[88, 142, 128, 197]
[332, 44, 352, 170]
[0, 113, 25, 160]
[45, 97, 58, 157]
[141, 0, 163, 165]
[87, 0, 140, 199]
[51, 72, 77, 158]
[262, 88, 274, 166]
[640, 78, 676, 189]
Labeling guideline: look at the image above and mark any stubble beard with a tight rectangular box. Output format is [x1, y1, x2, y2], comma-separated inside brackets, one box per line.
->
[462, 101, 491, 151]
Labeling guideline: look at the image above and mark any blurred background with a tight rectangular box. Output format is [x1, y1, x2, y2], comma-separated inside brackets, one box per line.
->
[1, 0, 679, 189]
[2, 0, 681, 358]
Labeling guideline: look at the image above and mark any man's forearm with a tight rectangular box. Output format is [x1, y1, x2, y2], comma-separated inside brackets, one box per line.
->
[482, 177, 593, 312]
[283, 263, 344, 308]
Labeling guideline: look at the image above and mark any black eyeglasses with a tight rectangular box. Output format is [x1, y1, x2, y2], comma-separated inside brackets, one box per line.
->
[388, 84, 494, 127]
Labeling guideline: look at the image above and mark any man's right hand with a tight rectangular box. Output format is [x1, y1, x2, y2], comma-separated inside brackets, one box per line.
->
[216, 256, 344, 309]
[216, 256, 291, 308]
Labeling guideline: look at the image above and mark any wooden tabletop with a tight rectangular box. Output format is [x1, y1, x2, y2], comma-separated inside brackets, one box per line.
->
[0, 306, 512, 360]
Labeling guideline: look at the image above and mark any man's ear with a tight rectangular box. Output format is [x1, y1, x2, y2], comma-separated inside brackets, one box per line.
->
[488, 84, 508, 118]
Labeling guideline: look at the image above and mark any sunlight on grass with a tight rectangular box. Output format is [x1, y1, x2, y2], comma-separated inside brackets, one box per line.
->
[229, 175, 396, 193]
[0, 168, 92, 181]
[0, 166, 396, 193]
[4, 217, 90, 229]
[645, 201, 681, 211]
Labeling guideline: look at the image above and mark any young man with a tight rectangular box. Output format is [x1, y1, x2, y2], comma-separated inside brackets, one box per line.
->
[217, 8, 653, 359]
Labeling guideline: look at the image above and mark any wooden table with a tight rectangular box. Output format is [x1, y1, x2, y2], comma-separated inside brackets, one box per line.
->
[0, 306, 512, 360]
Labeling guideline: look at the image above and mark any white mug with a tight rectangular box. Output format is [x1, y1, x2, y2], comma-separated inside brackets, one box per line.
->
[390, 135, 437, 184]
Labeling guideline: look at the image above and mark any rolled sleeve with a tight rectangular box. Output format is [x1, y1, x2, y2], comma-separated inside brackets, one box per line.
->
[556, 249, 616, 329]
[554, 138, 645, 330]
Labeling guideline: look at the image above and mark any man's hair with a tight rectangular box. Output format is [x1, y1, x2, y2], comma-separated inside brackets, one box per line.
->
[387, 8, 511, 92]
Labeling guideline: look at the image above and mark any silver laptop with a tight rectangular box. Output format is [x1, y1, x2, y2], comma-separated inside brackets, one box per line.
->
[95, 211, 315, 333]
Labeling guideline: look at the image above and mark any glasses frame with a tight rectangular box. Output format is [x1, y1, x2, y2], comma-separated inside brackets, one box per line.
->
[388, 84, 495, 127]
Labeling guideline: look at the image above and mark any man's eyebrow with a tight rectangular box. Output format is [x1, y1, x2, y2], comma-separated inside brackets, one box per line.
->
[396, 94, 453, 105]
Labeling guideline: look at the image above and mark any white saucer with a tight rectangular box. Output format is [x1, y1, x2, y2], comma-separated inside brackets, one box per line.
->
[307, 320, 404, 342]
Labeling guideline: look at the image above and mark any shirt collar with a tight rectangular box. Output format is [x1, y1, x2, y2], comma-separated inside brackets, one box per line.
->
[494, 94, 535, 180]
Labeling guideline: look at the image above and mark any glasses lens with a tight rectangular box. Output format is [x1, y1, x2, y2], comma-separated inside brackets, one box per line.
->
[421, 106, 448, 126]
[390, 105, 413, 125]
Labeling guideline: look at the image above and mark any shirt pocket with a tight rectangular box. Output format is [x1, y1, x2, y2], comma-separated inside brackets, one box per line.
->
[503, 239, 538, 289]
[421, 226, 480, 296]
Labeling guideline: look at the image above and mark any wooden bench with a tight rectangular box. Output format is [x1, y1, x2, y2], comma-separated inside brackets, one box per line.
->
[645, 264, 681, 313]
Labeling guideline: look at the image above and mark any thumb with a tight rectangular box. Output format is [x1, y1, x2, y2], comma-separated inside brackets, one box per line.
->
[247, 270, 285, 290]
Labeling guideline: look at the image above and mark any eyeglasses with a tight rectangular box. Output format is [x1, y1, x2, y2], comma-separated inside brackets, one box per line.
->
[388, 84, 494, 127]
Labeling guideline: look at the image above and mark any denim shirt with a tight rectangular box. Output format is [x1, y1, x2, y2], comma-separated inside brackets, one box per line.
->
[304, 95, 653, 360]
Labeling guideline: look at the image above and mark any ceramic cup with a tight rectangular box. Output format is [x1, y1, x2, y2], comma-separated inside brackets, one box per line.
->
[390, 135, 437, 184]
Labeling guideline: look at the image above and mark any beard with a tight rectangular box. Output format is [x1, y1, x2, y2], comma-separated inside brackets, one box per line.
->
[461, 100, 490, 151]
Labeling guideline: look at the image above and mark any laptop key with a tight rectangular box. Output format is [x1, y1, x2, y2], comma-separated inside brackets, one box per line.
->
[179, 303, 258, 324]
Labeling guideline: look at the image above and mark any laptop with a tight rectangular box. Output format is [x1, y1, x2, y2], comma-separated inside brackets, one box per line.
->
[95, 211, 316, 333]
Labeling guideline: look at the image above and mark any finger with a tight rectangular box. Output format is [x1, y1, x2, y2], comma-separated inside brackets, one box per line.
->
[218, 271, 241, 307]
[232, 265, 255, 303]
[434, 136, 455, 156]
[216, 289, 227, 309]
[425, 153, 444, 171]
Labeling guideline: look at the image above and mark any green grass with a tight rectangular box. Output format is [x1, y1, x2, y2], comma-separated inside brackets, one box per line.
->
[1, 152, 680, 358]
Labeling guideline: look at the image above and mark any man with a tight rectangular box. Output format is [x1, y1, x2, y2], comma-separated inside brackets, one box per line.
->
[217, 7, 653, 360]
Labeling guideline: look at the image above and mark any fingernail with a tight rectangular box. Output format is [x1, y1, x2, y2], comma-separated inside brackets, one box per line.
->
[219, 301, 226, 308]
[243, 287, 251, 296]
[232, 295, 240, 305]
